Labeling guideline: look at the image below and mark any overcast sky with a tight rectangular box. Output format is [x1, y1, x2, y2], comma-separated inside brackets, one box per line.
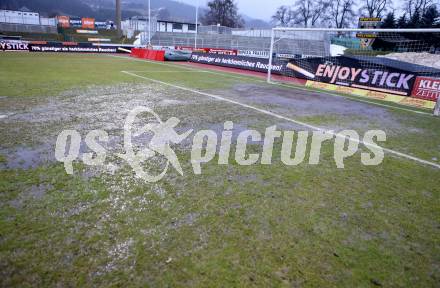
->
[179, 0, 293, 21]
[234, 0, 288, 20]
[178, 0, 411, 21]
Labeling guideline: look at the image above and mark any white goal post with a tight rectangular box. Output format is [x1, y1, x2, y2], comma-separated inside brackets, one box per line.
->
[266, 28, 440, 115]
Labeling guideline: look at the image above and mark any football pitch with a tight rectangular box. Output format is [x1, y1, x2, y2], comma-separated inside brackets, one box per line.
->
[1, 53, 439, 287]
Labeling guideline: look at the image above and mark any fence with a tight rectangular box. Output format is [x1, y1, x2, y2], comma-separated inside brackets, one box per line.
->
[150, 25, 329, 56]
[0, 23, 57, 34]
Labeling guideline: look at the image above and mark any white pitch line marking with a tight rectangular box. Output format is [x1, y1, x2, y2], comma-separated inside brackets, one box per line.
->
[108, 55, 433, 116]
[272, 82, 434, 116]
[176, 62, 433, 116]
[124, 70, 208, 73]
[121, 70, 440, 170]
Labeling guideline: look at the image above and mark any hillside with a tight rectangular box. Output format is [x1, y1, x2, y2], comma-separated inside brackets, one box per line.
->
[0, 0, 140, 21]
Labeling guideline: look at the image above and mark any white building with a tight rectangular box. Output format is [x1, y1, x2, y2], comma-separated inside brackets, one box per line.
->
[122, 17, 198, 45]
[40, 17, 56, 26]
[122, 17, 198, 34]
[122, 16, 155, 32]
[0, 9, 40, 25]
[0, 8, 57, 26]
[156, 20, 197, 33]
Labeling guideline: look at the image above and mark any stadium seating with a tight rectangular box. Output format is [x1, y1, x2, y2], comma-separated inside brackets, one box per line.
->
[150, 31, 329, 57]
[0, 23, 57, 34]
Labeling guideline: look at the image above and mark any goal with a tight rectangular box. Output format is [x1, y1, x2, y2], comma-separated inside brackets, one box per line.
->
[266, 28, 440, 113]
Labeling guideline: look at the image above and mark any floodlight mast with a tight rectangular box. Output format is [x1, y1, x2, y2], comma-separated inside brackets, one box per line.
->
[116, 0, 122, 37]
[195, 0, 199, 49]
[148, 0, 151, 46]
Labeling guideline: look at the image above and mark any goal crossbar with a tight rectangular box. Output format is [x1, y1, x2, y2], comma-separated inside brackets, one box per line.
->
[268, 28, 440, 81]
[267, 28, 440, 115]
[271, 28, 440, 33]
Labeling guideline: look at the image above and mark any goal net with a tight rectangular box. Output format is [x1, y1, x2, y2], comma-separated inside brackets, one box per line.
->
[266, 28, 440, 112]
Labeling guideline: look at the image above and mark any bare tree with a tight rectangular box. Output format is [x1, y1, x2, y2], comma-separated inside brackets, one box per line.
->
[362, 0, 391, 17]
[272, 6, 293, 27]
[404, 0, 433, 17]
[202, 0, 244, 28]
[291, 0, 331, 27]
[329, 0, 356, 28]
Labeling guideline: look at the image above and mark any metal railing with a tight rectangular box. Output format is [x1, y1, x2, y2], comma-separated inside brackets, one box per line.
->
[150, 25, 329, 56]
[0, 23, 57, 34]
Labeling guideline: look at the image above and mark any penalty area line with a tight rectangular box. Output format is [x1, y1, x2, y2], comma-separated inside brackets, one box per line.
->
[177, 62, 433, 116]
[121, 70, 440, 170]
[107, 55, 432, 116]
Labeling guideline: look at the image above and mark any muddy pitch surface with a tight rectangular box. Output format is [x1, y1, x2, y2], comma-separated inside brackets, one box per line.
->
[0, 81, 421, 171]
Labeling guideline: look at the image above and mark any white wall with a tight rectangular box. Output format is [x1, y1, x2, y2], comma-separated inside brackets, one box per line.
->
[123, 18, 158, 33]
[40, 17, 56, 26]
[0, 9, 56, 26]
[166, 23, 173, 32]
[232, 29, 272, 37]
[157, 21, 196, 34]
[158, 22, 166, 32]
[0, 10, 40, 25]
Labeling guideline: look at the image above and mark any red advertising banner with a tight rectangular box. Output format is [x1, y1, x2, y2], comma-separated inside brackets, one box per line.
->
[131, 48, 165, 61]
[411, 76, 440, 102]
[175, 46, 237, 55]
[57, 16, 70, 28]
[81, 18, 95, 29]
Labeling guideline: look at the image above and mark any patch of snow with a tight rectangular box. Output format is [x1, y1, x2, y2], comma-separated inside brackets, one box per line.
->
[330, 44, 347, 56]
[379, 52, 440, 69]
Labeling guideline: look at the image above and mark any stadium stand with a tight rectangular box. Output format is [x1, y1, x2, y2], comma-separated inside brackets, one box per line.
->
[0, 23, 57, 34]
[151, 28, 330, 56]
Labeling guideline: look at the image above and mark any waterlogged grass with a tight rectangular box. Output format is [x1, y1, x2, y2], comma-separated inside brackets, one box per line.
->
[0, 52, 439, 287]
[296, 111, 440, 163]
[0, 53, 245, 97]
[1, 143, 439, 287]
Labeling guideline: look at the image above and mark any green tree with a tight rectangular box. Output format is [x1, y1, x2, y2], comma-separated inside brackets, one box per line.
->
[421, 5, 439, 27]
[381, 12, 396, 28]
[408, 9, 422, 27]
[397, 14, 408, 28]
